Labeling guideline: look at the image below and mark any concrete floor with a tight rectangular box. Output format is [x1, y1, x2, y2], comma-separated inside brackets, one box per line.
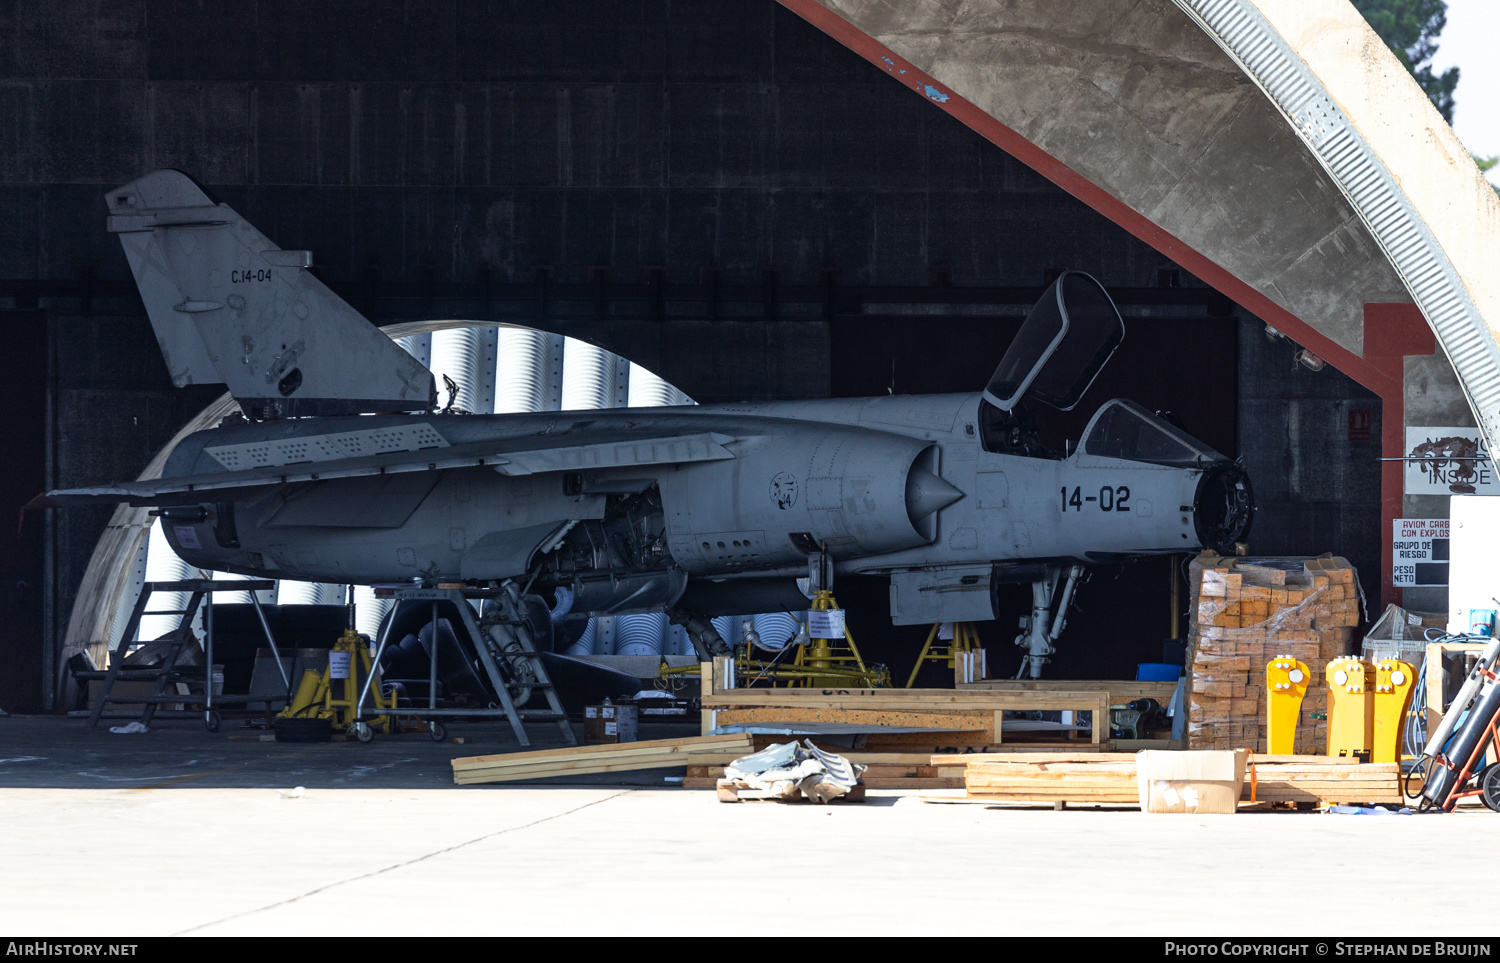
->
[0, 714, 1494, 937]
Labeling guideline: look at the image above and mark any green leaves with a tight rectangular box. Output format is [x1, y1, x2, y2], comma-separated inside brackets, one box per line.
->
[1351, 0, 1459, 122]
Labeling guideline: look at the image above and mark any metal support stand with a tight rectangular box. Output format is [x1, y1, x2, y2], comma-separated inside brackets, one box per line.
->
[905, 621, 981, 688]
[85, 579, 290, 731]
[352, 585, 575, 748]
[789, 589, 891, 689]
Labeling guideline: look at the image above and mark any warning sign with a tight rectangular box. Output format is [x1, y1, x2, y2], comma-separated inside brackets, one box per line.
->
[1404, 428, 1498, 495]
[1392, 518, 1449, 587]
[807, 609, 846, 639]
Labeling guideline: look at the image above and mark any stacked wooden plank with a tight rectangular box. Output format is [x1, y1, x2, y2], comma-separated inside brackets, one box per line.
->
[1247, 758, 1402, 805]
[1187, 554, 1363, 753]
[951, 679, 1181, 750]
[700, 660, 1110, 747]
[955, 679, 1180, 703]
[948, 752, 1140, 804]
[688, 663, 1127, 789]
[451, 733, 752, 785]
[930, 752, 1401, 806]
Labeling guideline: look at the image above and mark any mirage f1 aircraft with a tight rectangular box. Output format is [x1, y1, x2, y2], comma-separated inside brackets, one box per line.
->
[44, 170, 1254, 677]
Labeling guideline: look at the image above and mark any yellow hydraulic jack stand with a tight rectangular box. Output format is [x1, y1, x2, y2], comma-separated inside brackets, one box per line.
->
[1326, 657, 1374, 760]
[1266, 656, 1310, 754]
[1371, 659, 1416, 764]
[906, 622, 980, 688]
[793, 589, 891, 689]
[278, 628, 396, 733]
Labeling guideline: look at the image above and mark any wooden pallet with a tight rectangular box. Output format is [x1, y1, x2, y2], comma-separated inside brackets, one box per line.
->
[953, 678, 1180, 705]
[1425, 641, 1488, 744]
[700, 662, 1111, 746]
[675, 741, 1116, 792]
[962, 758, 1140, 804]
[1245, 760, 1402, 804]
[929, 751, 1401, 807]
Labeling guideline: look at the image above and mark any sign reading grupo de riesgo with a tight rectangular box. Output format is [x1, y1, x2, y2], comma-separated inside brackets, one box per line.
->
[1392, 518, 1449, 587]
[1404, 427, 1498, 495]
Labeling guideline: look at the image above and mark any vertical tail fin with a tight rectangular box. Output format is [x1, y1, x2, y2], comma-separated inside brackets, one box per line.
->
[107, 170, 435, 418]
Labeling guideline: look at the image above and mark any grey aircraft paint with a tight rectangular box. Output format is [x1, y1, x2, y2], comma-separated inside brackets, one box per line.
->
[44, 171, 1255, 676]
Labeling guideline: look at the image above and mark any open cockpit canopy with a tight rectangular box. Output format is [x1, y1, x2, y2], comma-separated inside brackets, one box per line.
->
[982, 271, 1124, 412]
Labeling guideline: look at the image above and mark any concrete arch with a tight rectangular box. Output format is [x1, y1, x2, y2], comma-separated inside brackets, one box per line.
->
[780, 0, 1500, 606]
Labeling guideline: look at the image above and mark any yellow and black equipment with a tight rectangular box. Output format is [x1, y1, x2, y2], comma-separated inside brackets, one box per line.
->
[277, 626, 396, 736]
[795, 588, 890, 688]
[905, 621, 981, 688]
[1325, 656, 1373, 760]
[1371, 659, 1416, 764]
[1265, 655, 1310, 754]
[1318, 656, 1414, 763]
[658, 555, 891, 691]
[657, 593, 892, 692]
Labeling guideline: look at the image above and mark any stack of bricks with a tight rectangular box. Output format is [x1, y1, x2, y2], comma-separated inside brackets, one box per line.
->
[1186, 555, 1360, 753]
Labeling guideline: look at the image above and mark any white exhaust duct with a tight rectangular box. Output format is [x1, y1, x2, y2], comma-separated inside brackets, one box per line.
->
[430, 327, 484, 413]
[139, 518, 192, 642]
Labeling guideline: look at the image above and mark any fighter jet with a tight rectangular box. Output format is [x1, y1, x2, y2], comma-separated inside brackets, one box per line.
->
[42, 170, 1254, 678]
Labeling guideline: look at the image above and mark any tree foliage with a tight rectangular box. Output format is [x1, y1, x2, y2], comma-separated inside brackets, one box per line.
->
[1351, 0, 1459, 122]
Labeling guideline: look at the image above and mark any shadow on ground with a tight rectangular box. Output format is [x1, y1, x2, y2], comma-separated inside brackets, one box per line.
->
[0, 715, 704, 790]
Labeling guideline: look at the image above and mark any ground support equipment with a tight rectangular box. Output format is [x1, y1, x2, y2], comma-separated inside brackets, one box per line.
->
[353, 584, 574, 747]
[84, 579, 291, 731]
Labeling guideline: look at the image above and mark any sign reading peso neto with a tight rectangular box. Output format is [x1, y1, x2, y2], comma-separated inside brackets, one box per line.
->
[1392, 518, 1449, 587]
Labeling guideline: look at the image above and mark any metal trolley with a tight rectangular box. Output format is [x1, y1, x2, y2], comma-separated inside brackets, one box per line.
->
[351, 585, 575, 747]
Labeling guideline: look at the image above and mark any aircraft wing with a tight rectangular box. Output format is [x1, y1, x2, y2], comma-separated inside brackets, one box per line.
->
[34, 430, 740, 507]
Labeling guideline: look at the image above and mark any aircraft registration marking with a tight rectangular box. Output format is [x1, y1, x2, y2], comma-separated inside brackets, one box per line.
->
[230, 269, 273, 283]
[1060, 485, 1131, 513]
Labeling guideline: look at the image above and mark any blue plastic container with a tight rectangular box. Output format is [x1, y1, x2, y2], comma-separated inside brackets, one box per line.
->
[1136, 662, 1182, 682]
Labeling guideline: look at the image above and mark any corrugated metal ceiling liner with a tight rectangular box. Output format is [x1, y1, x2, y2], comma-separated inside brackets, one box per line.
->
[1171, 0, 1500, 455]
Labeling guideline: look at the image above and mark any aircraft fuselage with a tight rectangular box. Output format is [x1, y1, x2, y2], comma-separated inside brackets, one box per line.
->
[150, 391, 1248, 626]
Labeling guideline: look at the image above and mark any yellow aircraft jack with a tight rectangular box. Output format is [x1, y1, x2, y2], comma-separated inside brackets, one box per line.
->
[657, 589, 891, 691]
[905, 621, 980, 688]
[792, 589, 891, 689]
[278, 628, 397, 736]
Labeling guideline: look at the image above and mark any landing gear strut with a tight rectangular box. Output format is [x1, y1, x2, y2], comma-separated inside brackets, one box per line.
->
[1013, 564, 1085, 679]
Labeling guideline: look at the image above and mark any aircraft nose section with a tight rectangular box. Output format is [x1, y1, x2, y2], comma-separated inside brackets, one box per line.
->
[1193, 461, 1255, 552]
[905, 466, 964, 522]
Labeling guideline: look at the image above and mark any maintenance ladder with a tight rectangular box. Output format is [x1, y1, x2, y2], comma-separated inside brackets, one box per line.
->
[84, 579, 291, 731]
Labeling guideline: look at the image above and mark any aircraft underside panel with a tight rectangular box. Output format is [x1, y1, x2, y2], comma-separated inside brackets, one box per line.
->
[657, 428, 942, 572]
[889, 565, 996, 625]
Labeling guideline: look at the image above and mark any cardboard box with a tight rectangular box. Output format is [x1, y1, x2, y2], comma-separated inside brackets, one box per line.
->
[583, 703, 639, 744]
[1136, 749, 1246, 813]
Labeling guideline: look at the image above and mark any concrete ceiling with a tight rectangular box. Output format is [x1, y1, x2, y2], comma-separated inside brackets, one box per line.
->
[782, 0, 1500, 452]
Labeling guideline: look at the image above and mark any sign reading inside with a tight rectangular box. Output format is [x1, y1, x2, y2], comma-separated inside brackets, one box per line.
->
[1404, 428, 1497, 495]
[1392, 518, 1449, 587]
